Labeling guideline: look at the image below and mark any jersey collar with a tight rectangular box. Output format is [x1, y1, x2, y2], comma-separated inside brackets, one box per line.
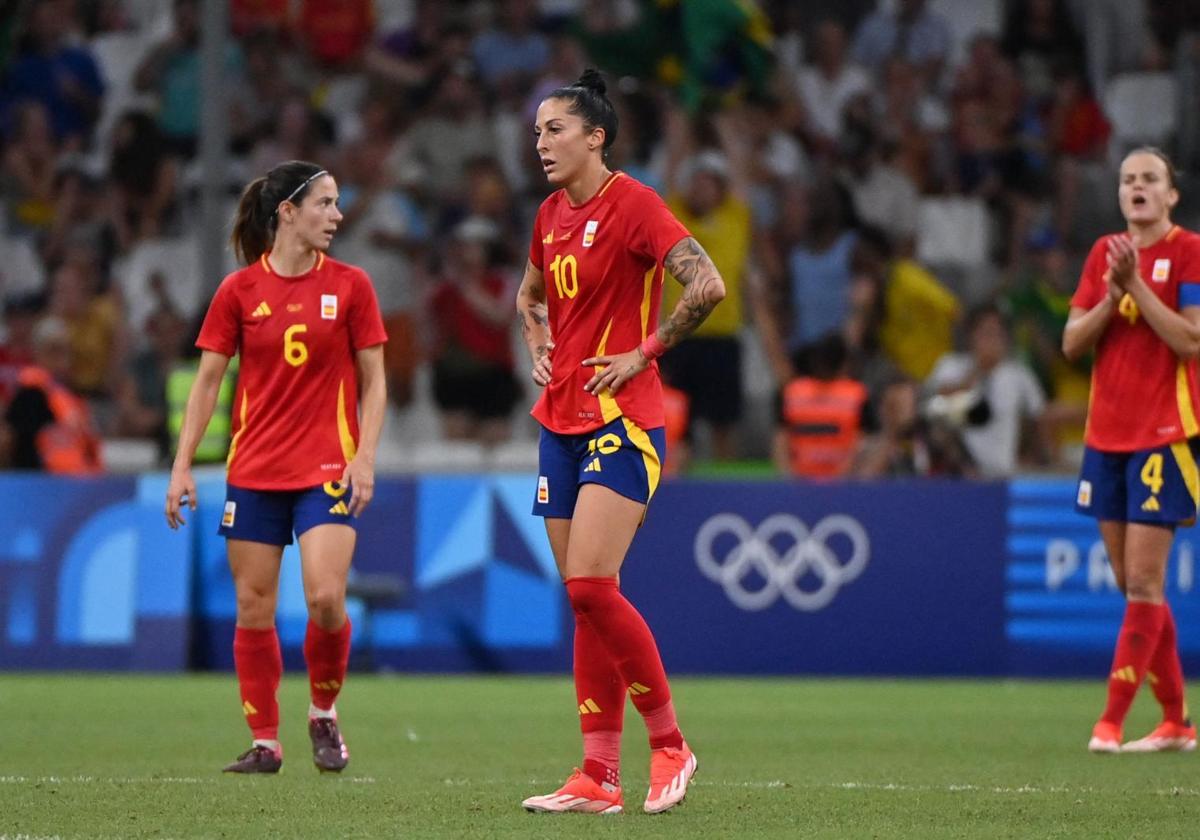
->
[260, 251, 326, 276]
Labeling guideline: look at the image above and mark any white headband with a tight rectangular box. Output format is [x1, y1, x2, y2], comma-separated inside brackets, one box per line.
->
[277, 169, 328, 214]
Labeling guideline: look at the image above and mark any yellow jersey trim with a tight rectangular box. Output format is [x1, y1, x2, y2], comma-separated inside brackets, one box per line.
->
[261, 251, 325, 274]
[593, 319, 621, 423]
[640, 267, 655, 340]
[226, 388, 249, 467]
[1166, 224, 1181, 243]
[621, 416, 662, 501]
[337, 379, 358, 464]
[1177, 362, 1199, 437]
[597, 172, 623, 199]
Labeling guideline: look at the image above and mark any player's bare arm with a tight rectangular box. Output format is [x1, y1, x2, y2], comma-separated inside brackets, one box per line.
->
[1063, 300, 1117, 362]
[344, 345, 386, 517]
[165, 350, 231, 529]
[1063, 248, 1133, 361]
[659, 237, 727, 347]
[584, 236, 726, 396]
[516, 259, 555, 386]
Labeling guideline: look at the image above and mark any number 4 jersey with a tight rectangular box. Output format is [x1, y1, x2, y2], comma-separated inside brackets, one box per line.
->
[197, 252, 388, 489]
[528, 171, 690, 435]
[1071, 225, 1200, 452]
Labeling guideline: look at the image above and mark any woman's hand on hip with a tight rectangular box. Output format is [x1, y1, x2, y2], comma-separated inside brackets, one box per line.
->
[531, 341, 555, 386]
[582, 348, 650, 396]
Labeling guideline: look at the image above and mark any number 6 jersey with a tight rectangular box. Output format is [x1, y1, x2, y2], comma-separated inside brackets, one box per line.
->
[528, 171, 690, 435]
[197, 252, 388, 489]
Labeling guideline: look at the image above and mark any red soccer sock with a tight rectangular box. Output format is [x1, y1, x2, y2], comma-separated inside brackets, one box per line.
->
[565, 577, 684, 751]
[1147, 602, 1188, 724]
[1101, 601, 1166, 727]
[582, 732, 622, 788]
[233, 626, 282, 741]
[574, 613, 625, 786]
[304, 618, 352, 713]
[642, 700, 681, 750]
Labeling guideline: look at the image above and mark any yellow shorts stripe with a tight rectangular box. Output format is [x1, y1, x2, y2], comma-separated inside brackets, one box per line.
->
[621, 416, 662, 501]
[1170, 440, 1200, 510]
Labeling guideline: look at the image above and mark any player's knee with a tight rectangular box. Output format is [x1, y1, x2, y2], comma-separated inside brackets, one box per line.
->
[1124, 574, 1163, 602]
[306, 589, 345, 628]
[235, 587, 275, 625]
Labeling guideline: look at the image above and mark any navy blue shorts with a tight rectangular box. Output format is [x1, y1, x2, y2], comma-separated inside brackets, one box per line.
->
[218, 481, 358, 545]
[533, 416, 666, 518]
[1076, 440, 1200, 525]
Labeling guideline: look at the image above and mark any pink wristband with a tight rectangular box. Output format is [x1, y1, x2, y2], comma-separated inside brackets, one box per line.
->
[639, 333, 667, 361]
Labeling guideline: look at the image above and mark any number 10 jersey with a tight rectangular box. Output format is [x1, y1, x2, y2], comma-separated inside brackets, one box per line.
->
[528, 171, 690, 435]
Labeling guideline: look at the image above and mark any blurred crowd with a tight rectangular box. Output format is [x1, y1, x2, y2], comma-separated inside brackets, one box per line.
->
[1, 0, 1198, 478]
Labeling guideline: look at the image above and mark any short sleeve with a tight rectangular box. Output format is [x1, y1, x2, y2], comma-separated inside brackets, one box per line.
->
[628, 187, 690, 264]
[349, 270, 389, 350]
[528, 204, 546, 271]
[196, 276, 241, 357]
[1179, 235, 1200, 309]
[1070, 237, 1108, 310]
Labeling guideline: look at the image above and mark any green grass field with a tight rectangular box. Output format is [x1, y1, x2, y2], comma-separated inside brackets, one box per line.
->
[2, 675, 1199, 839]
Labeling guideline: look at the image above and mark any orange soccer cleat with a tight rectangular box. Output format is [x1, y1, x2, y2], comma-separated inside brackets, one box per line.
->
[643, 741, 698, 813]
[1122, 720, 1198, 753]
[1088, 721, 1122, 754]
[522, 768, 624, 814]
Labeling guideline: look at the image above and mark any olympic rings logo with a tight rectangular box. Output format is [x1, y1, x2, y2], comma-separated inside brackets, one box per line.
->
[694, 513, 870, 612]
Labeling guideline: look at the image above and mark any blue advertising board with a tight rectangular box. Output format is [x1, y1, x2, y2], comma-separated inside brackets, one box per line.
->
[0, 475, 191, 669]
[621, 480, 1009, 675]
[8, 472, 1194, 677]
[192, 474, 569, 673]
[1007, 477, 1200, 676]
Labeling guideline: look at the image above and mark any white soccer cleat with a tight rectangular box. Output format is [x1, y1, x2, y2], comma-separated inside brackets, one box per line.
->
[1088, 721, 1122, 754]
[644, 741, 698, 814]
[522, 768, 623, 814]
[1122, 721, 1197, 753]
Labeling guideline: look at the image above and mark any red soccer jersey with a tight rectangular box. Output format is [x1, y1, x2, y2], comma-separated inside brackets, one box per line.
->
[196, 252, 388, 489]
[1071, 225, 1200, 451]
[528, 172, 690, 434]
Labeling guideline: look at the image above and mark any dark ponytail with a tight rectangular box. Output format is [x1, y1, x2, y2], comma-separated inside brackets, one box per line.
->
[231, 177, 270, 265]
[229, 160, 327, 264]
[546, 68, 618, 159]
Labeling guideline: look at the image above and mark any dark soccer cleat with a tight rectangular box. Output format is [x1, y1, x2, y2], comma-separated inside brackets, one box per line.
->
[309, 717, 349, 773]
[223, 744, 282, 774]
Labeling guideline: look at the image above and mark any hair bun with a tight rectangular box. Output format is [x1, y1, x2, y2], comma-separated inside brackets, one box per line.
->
[575, 68, 606, 96]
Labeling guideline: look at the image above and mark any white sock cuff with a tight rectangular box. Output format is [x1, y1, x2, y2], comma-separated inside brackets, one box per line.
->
[309, 702, 336, 720]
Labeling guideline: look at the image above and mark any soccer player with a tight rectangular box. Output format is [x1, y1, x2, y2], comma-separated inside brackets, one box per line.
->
[1063, 146, 1200, 753]
[164, 161, 387, 773]
[516, 70, 726, 814]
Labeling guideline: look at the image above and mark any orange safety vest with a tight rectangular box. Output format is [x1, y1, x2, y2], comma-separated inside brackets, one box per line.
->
[661, 385, 690, 476]
[16, 366, 103, 475]
[781, 377, 867, 479]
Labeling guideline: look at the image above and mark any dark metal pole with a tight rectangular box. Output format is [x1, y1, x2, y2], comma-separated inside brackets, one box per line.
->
[198, 0, 230, 298]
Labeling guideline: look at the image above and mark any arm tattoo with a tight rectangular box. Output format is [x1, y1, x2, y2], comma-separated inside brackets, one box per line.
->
[516, 261, 552, 353]
[661, 237, 725, 347]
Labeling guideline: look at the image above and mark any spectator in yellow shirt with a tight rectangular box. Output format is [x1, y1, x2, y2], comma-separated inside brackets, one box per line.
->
[660, 108, 752, 460]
